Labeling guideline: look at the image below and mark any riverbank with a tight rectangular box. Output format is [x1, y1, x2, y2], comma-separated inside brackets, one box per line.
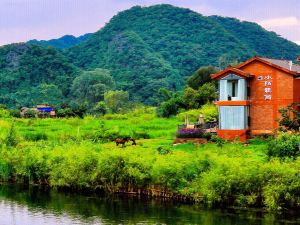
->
[0, 112, 300, 211]
[2, 184, 300, 225]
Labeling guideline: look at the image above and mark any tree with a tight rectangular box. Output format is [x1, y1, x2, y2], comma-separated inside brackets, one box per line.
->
[278, 103, 300, 131]
[36, 84, 64, 106]
[183, 82, 217, 109]
[182, 87, 198, 109]
[104, 90, 129, 113]
[218, 55, 240, 70]
[71, 69, 115, 106]
[187, 66, 218, 90]
[157, 98, 181, 118]
[197, 82, 218, 105]
[93, 101, 108, 115]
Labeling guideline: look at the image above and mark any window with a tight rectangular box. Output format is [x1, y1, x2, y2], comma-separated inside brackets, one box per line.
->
[219, 106, 248, 130]
[228, 80, 238, 98]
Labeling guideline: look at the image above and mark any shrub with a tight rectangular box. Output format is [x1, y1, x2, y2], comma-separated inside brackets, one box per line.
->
[24, 132, 48, 142]
[267, 133, 300, 159]
[157, 146, 172, 155]
[26, 109, 37, 118]
[132, 131, 150, 139]
[210, 135, 225, 147]
[176, 128, 205, 138]
[199, 103, 218, 123]
[177, 109, 202, 123]
[177, 104, 218, 123]
[0, 108, 12, 118]
[9, 109, 21, 118]
[202, 132, 212, 140]
[103, 113, 128, 120]
[192, 156, 261, 207]
[278, 103, 300, 131]
[5, 123, 18, 147]
[157, 98, 181, 118]
[93, 101, 108, 115]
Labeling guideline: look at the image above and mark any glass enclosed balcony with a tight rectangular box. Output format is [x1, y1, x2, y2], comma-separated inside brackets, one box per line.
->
[219, 74, 247, 101]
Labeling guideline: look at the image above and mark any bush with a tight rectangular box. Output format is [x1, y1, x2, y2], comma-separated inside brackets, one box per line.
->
[132, 131, 150, 139]
[103, 113, 128, 120]
[157, 146, 172, 155]
[177, 109, 202, 123]
[177, 104, 218, 123]
[176, 128, 205, 138]
[5, 123, 18, 147]
[210, 135, 225, 147]
[0, 108, 11, 118]
[24, 132, 48, 142]
[267, 133, 300, 159]
[278, 103, 300, 131]
[199, 103, 218, 123]
[93, 101, 108, 115]
[157, 98, 181, 118]
[9, 109, 21, 118]
[84, 122, 121, 143]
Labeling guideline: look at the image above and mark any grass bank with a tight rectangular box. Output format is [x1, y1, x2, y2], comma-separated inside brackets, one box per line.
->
[0, 110, 299, 211]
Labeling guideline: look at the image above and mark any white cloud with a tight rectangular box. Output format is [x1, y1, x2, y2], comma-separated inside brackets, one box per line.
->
[258, 16, 299, 28]
[295, 41, 300, 45]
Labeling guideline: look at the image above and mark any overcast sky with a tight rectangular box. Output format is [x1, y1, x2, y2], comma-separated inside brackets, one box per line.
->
[1, 0, 299, 46]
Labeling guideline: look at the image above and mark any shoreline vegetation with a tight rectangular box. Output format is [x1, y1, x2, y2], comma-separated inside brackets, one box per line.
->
[0, 107, 300, 212]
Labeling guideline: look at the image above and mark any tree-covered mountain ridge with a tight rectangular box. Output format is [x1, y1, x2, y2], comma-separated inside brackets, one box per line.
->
[28, 33, 92, 49]
[66, 4, 300, 103]
[1, 4, 300, 107]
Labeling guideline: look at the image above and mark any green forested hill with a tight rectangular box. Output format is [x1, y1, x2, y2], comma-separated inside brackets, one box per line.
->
[67, 4, 300, 103]
[0, 43, 79, 107]
[209, 16, 300, 59]
[67, 4, 253, 102]
[28, 33, 92, 49]
[1, 4, 300, 107]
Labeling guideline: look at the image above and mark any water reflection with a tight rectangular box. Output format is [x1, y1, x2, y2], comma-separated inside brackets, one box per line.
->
[0, 185, 299, 225]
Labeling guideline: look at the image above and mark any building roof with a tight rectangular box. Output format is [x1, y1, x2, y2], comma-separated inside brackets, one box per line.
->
[259, 57, 300, 73]
[237, 56, 300, 76]
[211, 67, 255, 80]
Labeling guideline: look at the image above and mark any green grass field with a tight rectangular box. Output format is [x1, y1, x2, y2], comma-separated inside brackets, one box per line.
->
[0, 109, 300, 211]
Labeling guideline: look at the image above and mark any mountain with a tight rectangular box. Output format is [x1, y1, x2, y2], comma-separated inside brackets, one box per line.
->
[67, 4, 300, 104]
[0, 43, 79, 107]
[28, 33, 92, 49]
[209, 16, 299, 59]
[1, 4, 300, 107]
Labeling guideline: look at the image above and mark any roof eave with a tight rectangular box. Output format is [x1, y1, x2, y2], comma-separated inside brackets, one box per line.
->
[237, 56, 299, 76]
[211, 67, 254, 80]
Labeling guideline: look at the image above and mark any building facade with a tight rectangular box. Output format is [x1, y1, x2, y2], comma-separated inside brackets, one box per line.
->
[211, 56, 300, 141]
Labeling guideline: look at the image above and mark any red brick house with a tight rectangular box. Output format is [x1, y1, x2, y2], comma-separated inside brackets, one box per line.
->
[211, 56, 300, 141]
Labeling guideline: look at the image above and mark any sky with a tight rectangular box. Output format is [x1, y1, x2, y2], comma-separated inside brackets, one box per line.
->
[0, 0, 299, 46]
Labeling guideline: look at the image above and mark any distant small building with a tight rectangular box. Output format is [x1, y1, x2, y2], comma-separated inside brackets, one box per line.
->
[20, 104, 56, 118]
[211, 56, 300, 141]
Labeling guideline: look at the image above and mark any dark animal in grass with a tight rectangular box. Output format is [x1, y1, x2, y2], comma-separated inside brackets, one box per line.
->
[115, 137, 137, 148]
[130, 138, 137, 146]
[115, 137, 130, 148]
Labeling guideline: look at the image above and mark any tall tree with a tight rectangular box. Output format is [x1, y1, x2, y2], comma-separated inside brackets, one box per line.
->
[104, 90, 129, 113]
[71, 69, 115, 106]
[187, 66, 218, 90]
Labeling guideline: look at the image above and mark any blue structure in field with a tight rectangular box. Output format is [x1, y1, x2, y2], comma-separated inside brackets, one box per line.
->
[37, 107, 54, 113]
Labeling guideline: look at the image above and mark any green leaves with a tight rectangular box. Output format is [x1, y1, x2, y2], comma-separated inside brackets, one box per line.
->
[71, 69, 115, 107]
[0, 44, 79, 107]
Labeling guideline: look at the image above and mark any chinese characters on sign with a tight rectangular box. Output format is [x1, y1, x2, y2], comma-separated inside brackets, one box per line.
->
[258, 75, 272, 100]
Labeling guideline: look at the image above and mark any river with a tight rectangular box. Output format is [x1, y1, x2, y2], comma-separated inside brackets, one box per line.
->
[0, 185, 299, 225]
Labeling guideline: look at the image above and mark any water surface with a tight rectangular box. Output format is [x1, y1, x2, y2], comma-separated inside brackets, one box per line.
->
[0, 185, 299, 225]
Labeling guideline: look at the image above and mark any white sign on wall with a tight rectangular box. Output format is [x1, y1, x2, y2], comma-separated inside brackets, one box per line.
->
[258, 75, 273, 100]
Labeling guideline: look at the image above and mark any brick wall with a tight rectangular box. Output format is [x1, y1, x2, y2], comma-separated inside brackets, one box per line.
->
[240, 61, 295, 133]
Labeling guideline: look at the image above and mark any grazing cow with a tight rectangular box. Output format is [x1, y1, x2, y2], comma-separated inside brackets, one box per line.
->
[115, 137, 130, 148]
[115, 137, 137, 148]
